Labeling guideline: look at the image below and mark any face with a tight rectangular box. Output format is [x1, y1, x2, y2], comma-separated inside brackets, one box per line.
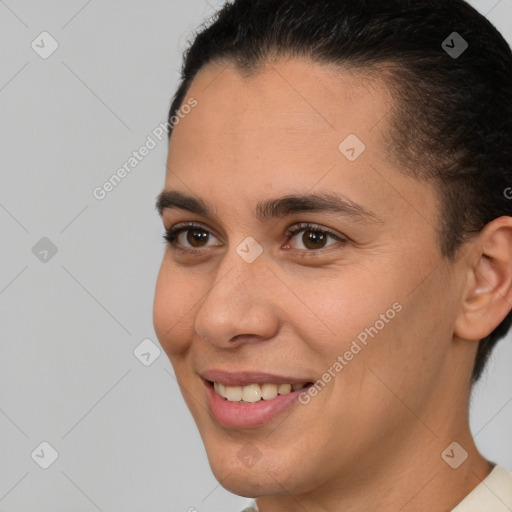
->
[153, 58, 469, 499]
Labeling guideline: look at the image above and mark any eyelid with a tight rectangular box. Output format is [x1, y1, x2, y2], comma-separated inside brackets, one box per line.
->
[284, 222, 344, 240]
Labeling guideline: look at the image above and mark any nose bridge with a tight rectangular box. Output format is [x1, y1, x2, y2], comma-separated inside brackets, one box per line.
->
[194, 247, 278, 346]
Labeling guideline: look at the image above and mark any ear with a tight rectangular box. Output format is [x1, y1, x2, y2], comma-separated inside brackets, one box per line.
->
[454, 216, 512, 341]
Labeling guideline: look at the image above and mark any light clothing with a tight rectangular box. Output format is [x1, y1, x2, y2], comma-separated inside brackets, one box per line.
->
[452, 464, 512, 511]
[240, 464, 512, 511]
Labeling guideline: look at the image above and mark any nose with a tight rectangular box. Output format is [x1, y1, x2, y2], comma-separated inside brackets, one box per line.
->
[194, 250, 280, 348]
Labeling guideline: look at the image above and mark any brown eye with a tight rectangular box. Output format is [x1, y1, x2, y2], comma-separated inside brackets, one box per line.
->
[163, 223, 221, 252]
[185, 228, 210, 247]
[301, 230, 329, 250]
[285, 223, 346, 252]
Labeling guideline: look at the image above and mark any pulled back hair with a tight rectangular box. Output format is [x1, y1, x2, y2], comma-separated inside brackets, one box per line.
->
[167, 0, 512, 383]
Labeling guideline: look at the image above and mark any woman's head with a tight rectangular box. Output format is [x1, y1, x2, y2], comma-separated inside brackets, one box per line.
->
[164, 0, 512, 383]
[153, 0, 512, 503]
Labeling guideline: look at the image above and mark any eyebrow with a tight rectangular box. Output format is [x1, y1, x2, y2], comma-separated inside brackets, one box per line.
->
[155, 189, 382, 224]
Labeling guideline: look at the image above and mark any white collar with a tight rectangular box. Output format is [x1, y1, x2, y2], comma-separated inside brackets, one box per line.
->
[451, 464, 512, 511]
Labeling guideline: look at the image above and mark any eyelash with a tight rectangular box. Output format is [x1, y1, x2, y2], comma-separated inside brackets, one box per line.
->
[162, 222, 347, 255]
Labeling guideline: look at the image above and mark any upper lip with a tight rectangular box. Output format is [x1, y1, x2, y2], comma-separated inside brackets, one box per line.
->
[201, 369, 313, 387]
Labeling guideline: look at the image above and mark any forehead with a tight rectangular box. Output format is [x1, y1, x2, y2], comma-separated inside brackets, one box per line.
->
[168, 59, 392, 186]
[169, 58, 391, 169]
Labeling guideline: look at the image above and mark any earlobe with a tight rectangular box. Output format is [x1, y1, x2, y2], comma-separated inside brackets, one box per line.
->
[454, 216, 512, 341]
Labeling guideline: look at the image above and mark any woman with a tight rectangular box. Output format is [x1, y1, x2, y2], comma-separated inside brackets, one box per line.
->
[153, 0, 512, 510]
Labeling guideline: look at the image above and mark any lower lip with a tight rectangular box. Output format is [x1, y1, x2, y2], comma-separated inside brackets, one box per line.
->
[204, 380, 309, 429]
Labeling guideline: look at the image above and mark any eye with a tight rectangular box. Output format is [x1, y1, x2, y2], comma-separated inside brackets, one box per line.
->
[162, 222, 347, 254]
[163, 222, 221, 253]
[284, 222, 346, 252]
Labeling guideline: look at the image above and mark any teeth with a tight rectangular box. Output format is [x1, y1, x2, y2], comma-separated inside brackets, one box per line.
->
[213, 382, 307, 402]
[242, 384, 262, 403]
[224, 385, 242, 401]
[277, 383, 292, 394]
[261, 383, 278, 400]
[214, 382, 225, 396]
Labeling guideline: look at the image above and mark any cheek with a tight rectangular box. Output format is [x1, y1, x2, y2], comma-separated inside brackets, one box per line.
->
[301, 255, 445, 391]
[340, 263, 458, 413]
[153, 262, 198, 358]
[301, 265, 401, 356]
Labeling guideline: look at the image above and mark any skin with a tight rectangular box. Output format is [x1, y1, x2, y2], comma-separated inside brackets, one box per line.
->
[153, 57, 512, 511]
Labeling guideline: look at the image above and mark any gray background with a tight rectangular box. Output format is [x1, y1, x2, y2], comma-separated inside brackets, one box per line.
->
[0, 1, 511, 511]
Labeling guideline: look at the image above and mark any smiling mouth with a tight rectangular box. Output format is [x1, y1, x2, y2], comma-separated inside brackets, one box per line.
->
[207, 380, 314, 403]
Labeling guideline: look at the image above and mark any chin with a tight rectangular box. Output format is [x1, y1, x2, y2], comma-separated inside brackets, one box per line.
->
[213, 469, 271, 498]
[206, 450, 283, 498]
[200, 434, 316, 499]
